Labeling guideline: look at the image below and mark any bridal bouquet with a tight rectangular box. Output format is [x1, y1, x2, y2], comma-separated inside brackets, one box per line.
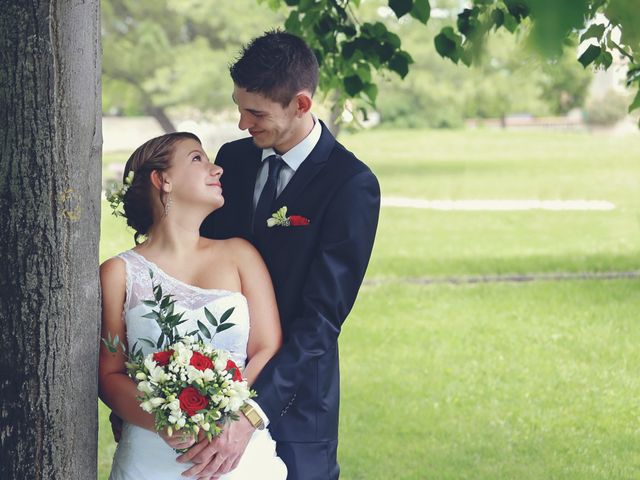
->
[103, 270, 254, 441]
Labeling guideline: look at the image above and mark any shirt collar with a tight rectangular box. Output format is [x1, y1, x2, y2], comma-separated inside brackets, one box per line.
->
[261, 115, 322, 172]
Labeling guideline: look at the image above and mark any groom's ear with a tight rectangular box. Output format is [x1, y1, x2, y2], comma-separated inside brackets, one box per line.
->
[294, 92, 313, 117]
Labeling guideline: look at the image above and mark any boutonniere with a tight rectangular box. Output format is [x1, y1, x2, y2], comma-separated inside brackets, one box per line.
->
[267, 206, 310, 228]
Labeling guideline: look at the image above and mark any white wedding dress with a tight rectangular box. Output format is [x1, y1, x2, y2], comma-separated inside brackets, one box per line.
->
[109, 250, 287, 480]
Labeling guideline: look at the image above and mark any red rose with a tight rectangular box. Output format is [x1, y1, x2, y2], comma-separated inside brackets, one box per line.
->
[178, 386, 208, 417]
[190, 351, 214, 371]
[152, 349, 174, 366]
[289, 215, 310, 226]
[226, 359, 243, 382]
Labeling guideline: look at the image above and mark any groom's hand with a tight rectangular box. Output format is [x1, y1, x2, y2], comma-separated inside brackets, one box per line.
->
[178, 414, 255, 479]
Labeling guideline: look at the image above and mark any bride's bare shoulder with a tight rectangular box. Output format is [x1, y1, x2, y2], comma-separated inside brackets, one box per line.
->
[99, 256, 126, 295]
[206, 237, 263, 265]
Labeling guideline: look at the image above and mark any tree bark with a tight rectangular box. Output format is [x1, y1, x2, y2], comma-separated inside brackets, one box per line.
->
[0, 1, 102, 479]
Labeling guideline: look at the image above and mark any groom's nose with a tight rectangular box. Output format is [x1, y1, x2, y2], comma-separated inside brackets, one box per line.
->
[238, 112, 252, 131]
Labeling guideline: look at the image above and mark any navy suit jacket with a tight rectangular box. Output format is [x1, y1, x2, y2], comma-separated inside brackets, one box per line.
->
[200, 122, 380, 442]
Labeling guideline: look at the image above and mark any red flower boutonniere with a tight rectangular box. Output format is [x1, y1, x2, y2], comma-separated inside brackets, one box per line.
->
[267, 206, 310, 228]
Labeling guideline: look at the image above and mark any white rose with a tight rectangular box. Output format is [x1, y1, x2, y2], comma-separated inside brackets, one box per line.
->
[149, 397, 165, 408]
[168, 399, 181, 412]
[202, 422, 210, 432]
[168, 414, 178, 424]
[135, 371, 147, 381]
[186, 365, 204, 383]
[176, 417, 186, 428]
[175, 348, 193, 366]
[140, 400, 153, 413]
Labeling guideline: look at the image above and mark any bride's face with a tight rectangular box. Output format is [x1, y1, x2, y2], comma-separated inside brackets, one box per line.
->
[163, 139, 224, 213]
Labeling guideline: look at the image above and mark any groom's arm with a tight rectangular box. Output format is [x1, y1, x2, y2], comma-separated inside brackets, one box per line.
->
[251, 167, 381, 424]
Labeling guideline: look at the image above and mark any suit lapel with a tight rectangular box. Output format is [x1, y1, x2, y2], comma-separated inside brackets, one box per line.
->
[235, 143, 261, 236]
[274, 122, 335, 208]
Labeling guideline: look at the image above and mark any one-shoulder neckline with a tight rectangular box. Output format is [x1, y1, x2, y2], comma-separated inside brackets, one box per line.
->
[125, 250, 245, 298]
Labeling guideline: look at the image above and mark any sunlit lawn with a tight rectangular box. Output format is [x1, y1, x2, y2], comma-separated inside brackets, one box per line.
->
[98, 129, 640, 479]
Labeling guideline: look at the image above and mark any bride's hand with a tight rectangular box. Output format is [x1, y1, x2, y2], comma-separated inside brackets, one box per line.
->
[158, 428, 196, 450]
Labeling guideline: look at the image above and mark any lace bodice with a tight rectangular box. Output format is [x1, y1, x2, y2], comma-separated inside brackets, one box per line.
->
[117, 250, 250, 368]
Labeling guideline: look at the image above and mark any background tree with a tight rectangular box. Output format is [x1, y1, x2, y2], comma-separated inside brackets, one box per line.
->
[268, 0, 640, 124]
[0, 1, 101, 479]
[102, 0, 282, 132]
[367, 6, 592, 128]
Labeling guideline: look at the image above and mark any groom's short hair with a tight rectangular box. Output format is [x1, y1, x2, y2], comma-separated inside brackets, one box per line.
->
[230, 30, 319, 107]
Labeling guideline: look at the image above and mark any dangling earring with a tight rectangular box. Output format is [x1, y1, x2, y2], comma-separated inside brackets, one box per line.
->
[164, 194, 172, 217]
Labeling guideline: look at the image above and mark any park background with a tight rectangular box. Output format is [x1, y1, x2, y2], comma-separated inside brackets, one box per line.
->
[97, 1, 640, 478]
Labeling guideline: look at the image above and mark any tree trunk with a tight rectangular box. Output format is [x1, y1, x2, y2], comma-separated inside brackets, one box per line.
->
[327, 92, 342, 137]
[146, 105, 177, 133]
[0, 1, 102, 479]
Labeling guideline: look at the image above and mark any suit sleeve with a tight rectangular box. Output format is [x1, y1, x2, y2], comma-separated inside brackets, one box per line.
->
[251, 168, 381, 424]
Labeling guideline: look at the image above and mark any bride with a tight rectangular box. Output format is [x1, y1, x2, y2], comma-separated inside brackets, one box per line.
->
[99, 132, 287, 479]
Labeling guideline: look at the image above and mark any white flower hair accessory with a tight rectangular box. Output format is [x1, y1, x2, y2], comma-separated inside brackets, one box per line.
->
[106, 171, 135, 217]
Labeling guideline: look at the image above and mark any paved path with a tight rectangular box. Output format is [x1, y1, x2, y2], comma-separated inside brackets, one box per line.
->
[381, 197, 616, 211]
[364, 270, 640, 286]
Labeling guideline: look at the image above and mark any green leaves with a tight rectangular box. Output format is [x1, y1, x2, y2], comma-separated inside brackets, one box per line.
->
[203, 306, 236, 337]
[410, 0, 430, 23]
[197, 320, 212, 340]
[388, 51, 413, 78]
[344, 75, 365, 96]
[629, 89, 640, 113]
[578, 44, 601, 67]
[389, 0, 413, 18]
[580, 23, 606, 42]
[435, 27, 463, 64]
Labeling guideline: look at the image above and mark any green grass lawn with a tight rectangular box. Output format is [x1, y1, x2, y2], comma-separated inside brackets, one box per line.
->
[98, 129, 640, 479]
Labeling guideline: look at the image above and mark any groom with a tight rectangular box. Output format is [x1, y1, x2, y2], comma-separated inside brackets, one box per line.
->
[183, 30, 380, 479]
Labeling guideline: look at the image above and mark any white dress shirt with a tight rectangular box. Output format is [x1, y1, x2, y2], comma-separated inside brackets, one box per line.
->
[252, 116, 322, 210]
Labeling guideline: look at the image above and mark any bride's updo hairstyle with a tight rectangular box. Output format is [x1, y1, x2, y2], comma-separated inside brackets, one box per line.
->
[121, 132, 201, 244]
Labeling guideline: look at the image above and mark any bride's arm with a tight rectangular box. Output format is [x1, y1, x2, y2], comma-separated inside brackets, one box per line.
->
[98, 257, 156, 431]
[232, 239, 282, 385]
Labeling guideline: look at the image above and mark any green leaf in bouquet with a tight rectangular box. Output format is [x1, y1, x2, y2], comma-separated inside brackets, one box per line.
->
[102, 332, 120, 353]
[216, 323, 235, 334]
[219, 307, 235, 324]
[160, 294, 174, 309]
[139, 337, 156, 349]
[130, 341, 143, 358]
[197, 320, 212, 339]
[149, 268, 154, 279]
[156, 332, 165, 349]
[142, 300, 158, 307]
[154, 284, 163, 302]
[204, 307, 218, 327]
[142, 311, 160, 319]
